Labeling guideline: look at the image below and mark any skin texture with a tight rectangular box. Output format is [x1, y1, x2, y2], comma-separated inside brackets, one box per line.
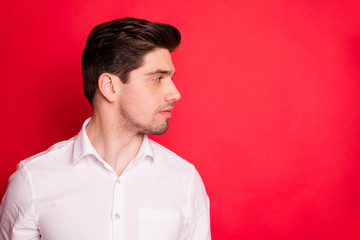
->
[86, 48, 181, 175]
[117, 48, 181, 135]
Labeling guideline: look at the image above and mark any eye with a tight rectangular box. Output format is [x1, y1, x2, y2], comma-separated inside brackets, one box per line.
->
[153, 76, 162, 82]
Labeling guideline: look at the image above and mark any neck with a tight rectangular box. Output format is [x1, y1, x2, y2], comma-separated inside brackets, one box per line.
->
[85, 112, 143, 176]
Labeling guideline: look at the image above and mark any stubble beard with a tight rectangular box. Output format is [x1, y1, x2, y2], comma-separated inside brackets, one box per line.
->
[143, 118, 169, 135]
[120, 108, 170, 135]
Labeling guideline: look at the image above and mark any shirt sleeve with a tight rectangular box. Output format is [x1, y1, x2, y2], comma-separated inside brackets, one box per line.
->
[184, 167, 211, 240]
[0, 164, 40, 240]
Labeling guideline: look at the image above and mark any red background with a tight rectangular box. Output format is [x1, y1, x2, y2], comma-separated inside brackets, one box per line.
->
[1, 0, 360, 239]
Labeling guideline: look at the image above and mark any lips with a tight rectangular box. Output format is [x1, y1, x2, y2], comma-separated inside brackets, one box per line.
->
[159, 107, 173, 117]
[160, 107, 173, 112]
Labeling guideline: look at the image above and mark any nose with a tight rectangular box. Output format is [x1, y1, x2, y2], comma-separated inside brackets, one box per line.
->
[165, 80, 181, 102]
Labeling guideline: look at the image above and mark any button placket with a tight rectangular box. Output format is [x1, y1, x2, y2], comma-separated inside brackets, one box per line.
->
[112, 176, 124, 239]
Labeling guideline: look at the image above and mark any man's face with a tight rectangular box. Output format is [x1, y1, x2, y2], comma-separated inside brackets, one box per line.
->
[117, 48, 181, 135]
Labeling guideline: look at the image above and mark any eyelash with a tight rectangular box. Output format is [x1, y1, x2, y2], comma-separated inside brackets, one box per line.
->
[152, 76, 175, 83]
[153, 76, 163, 82]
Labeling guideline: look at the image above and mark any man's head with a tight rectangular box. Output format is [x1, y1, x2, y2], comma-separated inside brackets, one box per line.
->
[82, 17, 181, 106]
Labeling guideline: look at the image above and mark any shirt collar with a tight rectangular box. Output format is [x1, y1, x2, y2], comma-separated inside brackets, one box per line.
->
[133, 134, 155, 164]
[73, 118, 99, 164]
[73, 117, 155, 164]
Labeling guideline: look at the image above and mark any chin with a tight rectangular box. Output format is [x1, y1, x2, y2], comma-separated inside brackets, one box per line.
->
[148, 127, 169, 135]
[144, 122, 169, 135]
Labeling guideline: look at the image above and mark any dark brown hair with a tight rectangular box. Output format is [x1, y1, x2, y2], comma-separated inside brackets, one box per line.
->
[82, 17, 181, 105]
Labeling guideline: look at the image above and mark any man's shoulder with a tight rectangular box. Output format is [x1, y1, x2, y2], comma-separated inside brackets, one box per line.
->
[20, 137, 76, 169]
[148, 138, 195, 172]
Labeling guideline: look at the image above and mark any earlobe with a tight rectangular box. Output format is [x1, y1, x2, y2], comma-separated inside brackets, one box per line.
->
[98, 73, 118, 103]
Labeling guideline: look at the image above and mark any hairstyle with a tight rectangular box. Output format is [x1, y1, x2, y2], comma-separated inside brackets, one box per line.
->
[81, 17, 181, 106]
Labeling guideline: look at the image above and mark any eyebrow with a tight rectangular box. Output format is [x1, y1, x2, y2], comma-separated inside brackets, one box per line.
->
[145, 69, 176, 76]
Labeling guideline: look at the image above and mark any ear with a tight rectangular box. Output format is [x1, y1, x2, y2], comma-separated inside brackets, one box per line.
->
[98, 73, 119, 103]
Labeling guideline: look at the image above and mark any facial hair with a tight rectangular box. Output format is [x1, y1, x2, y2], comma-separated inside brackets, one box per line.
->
[119, 103, 173, 135]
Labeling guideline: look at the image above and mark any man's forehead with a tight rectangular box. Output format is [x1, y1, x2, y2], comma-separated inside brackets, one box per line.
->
[137, 48, 175, 75]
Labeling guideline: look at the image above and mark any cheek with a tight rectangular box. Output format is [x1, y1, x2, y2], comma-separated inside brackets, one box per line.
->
[134, 89, 160, 107]
[121, 85, 162, 114]
[124, 95, 155, 118]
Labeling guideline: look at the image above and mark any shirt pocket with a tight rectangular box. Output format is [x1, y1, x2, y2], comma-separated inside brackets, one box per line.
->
[138, 208, 180, 240]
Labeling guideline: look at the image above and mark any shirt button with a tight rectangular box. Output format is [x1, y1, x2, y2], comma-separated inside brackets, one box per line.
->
[115, 214, 120, 219]
[116, 179, 121, 184]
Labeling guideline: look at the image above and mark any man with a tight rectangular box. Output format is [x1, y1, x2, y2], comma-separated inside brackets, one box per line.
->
[0, 18, 210, 239]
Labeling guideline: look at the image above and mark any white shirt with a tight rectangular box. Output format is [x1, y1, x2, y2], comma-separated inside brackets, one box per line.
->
[0, 118, 210, 240]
